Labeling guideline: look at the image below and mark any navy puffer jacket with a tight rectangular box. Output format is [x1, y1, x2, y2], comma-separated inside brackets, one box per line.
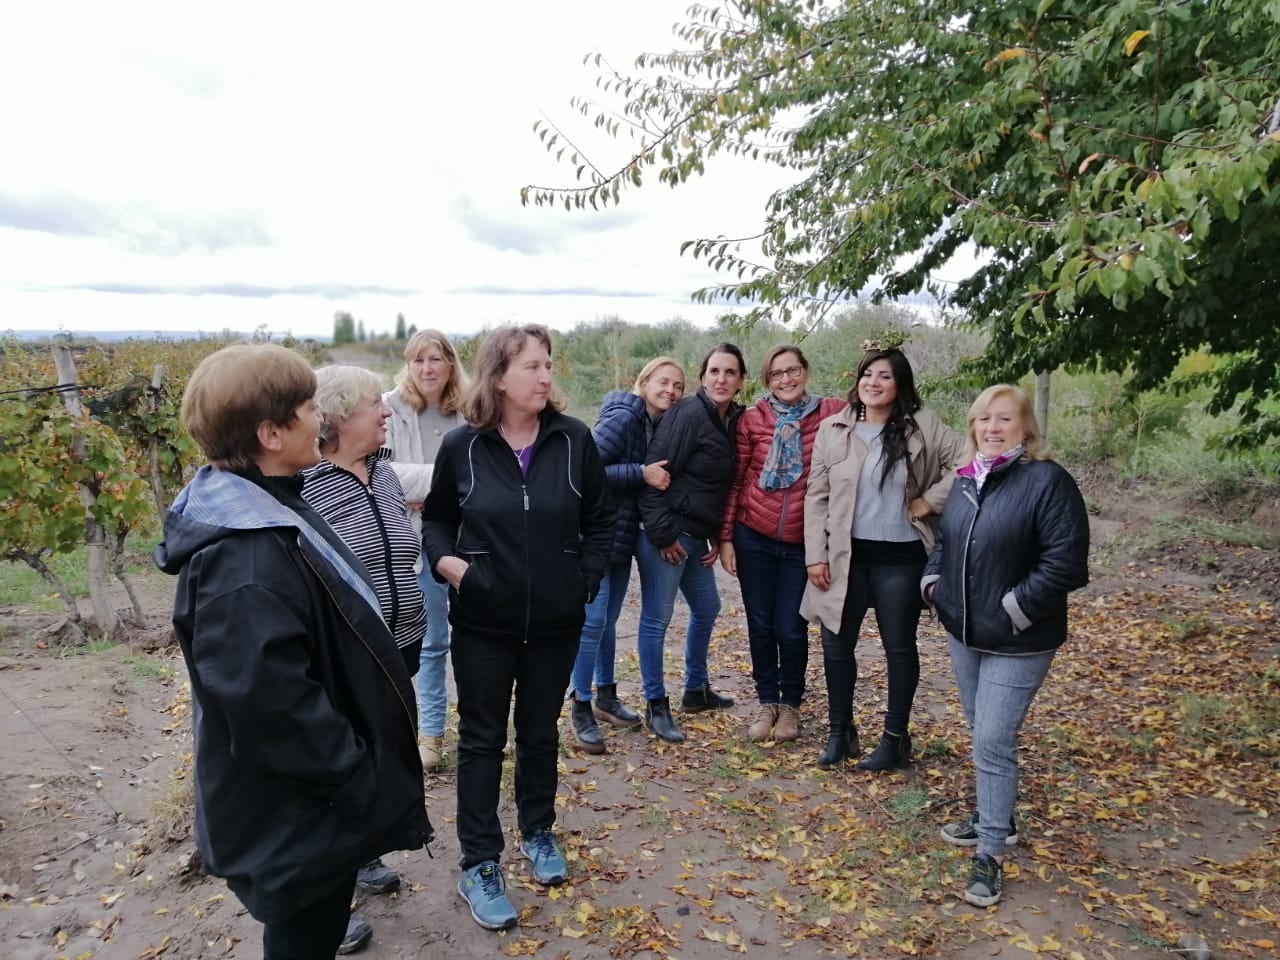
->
[592, 390, 653, 564]
[924, 456, 1089, 655]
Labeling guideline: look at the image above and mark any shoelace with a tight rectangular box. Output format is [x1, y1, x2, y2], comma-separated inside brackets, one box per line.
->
[526, 833, 556, 860]
[477, 865, 504, 896]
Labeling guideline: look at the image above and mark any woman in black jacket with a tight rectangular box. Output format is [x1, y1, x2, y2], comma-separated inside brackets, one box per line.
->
[922, 384, 1089, 908]
[635, 342, 746, 743]
[422, 324, 612, 932]
[155, 344, 431, 960]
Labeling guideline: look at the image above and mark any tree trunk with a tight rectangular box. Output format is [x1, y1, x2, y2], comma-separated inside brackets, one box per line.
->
[146, 364, 168, 516]
[11, 550, 82, 623]
[109, 532, 147, 623]
[52, 346, 119, 635]
[1034, 369, 1051, 440]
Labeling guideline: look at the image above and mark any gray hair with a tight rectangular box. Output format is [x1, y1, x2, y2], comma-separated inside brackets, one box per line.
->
[314, 365, 385, 445]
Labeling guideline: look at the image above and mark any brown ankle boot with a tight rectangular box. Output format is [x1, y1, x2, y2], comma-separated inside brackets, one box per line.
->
[773, 704, 800, 742]
[747, 704, 779, 742]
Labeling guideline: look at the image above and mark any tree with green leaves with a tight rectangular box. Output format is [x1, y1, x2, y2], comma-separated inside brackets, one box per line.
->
[525, 0, 1280, 446]
[395, 312, 407, 340]
[333, 311, 356, 346]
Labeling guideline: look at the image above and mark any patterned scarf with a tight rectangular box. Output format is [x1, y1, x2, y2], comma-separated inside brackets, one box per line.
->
[967, 443, 1025, 491]
[759, 394, 820, 490]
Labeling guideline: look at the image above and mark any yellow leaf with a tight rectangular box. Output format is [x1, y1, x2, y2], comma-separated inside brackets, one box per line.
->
[1124, 29, 1151, 57]
[1136, 173, 1159, 201]
[1078, 152, 1103, 173]
[986, 47, 1027, 70]
[1233, 879, 1255, 892]
[1253, 940, 1275, 949]
[1269, 131, 1280, 142]
[1119, 253, 1135, 271]
[562, 927, 587, 939]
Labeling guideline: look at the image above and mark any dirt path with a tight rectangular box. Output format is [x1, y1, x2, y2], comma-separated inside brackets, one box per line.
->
[1, 510, 1277, 959]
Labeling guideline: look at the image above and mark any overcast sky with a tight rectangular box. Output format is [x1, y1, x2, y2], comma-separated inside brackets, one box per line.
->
[2, 1, 811, 339]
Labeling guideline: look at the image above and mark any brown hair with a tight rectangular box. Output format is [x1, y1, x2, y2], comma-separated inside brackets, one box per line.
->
[460, 324, 566, 429]
[182, 343, 316, 471]
[394, 329, 467, 415]
[965, 384, 1051, 461]
[759, 344, 808, 390]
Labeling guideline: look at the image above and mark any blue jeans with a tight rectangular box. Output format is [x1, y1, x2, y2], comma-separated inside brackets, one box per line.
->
[634, 533, 721, 702]
[570, 560, 632, 700]
[417, 566, 451, 737]
[733, 523, 808, 707]
[949, 637, 1056, 859]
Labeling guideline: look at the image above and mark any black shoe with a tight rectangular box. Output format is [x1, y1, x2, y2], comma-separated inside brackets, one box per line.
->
[644, 697, 685, 743]
[337, 915, 373, 954]
[570, 696, 606, 754]
[681, 683, 734, 712]
[355, 857, 400, 894]
[816, 722, 859, 769]
[964, 854, 1003, 907]
[941, 812, 1020, 847]
[593, 683, 641, 727]
[856, 731, 912, 771]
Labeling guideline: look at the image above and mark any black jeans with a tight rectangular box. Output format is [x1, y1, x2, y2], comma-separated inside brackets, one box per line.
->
[820, 551, 925, 735]
[451, 627, 579, 869]
[262, 873, 357, 960]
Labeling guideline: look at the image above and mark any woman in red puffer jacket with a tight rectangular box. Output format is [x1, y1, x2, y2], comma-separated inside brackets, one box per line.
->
[718, 345, 845, 745]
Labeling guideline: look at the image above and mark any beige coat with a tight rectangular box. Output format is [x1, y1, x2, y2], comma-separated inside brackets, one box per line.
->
[799, 406, 965, 633]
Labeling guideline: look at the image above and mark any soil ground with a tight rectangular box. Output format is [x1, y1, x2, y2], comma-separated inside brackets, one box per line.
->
[1, 484, 1277, 959]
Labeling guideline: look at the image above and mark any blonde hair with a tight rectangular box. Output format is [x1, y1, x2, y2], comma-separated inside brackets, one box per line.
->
[461, 324, 566, 429]
[633, 356, 686, 396]
[394, 329, 467, 415]
[314, 365, 385, 447]
[965, 384, 1052, 461]
[182, 344, 316, 471]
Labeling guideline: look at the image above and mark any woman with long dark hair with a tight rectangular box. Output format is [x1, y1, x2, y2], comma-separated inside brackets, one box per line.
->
[801, 346, 964, 770]
[635, 342, 746, 744]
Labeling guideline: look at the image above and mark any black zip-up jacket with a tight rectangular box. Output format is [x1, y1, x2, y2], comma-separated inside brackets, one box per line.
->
[640, 387, 743, 547]
[155, 467, 431, 925]
[421, 408, 612, 640]
[924, 456, 1089, 654]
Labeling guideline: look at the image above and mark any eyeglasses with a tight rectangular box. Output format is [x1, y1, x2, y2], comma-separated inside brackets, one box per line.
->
[766, 365, 804, 383]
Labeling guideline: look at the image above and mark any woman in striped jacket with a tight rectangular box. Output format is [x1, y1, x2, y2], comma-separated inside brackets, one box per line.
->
[302, 364, 426, 953]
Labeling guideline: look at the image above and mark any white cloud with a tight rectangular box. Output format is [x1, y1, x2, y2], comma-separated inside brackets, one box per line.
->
[1, 1, 797, 338]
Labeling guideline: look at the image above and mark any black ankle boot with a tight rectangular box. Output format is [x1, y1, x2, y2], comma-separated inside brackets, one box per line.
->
[570, 696, 606, 754]
[680, 683, 734, 712]
[856, 730, 912, 771]
[593, 683, 641, 728]
[644, 697, 685, 743]
[816, 721, 858, 769]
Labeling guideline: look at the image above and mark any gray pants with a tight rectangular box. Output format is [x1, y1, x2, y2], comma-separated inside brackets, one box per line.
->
[948, 637, 1056, 858]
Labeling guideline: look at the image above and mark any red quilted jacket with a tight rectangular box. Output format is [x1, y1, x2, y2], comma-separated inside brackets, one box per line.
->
[719, 396, 847, 544]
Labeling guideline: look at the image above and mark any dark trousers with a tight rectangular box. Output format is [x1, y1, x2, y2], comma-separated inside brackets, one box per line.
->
[820, 556, 925, 735]
[451, 627, 579, 869]
[733, 523, 809, 707]
[262, 873, 357, 960]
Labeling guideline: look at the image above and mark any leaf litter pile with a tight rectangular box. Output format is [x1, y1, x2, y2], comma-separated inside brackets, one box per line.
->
[508, 578, 1278, 959]
[1, 559, 1276, 959]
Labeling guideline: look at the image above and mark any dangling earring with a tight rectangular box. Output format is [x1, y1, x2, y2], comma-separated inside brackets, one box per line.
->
[856, 402, 866, 422]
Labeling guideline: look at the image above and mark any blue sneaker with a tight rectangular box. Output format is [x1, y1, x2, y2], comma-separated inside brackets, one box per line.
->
[519, 829, 568, 885]
[457, 861, 517, 931]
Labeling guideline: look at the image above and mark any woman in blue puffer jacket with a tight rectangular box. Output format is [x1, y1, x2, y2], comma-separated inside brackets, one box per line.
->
[567, 356, 687, 753]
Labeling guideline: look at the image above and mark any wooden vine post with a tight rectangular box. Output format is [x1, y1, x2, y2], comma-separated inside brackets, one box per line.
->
[146, 363, 167, 515]
[51, 345, 119, 634]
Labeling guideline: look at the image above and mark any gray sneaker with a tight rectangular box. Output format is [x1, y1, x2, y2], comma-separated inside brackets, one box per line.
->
[941, 812, 1018, 847]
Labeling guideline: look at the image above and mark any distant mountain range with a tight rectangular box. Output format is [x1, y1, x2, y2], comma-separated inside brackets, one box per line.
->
[5, 329, 332, 344]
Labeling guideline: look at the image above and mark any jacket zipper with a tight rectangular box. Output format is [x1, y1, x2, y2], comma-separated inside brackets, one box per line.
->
[299, 552, 418, 743]
[958, 484, 981, 647]
[776, 489, 790, 541]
